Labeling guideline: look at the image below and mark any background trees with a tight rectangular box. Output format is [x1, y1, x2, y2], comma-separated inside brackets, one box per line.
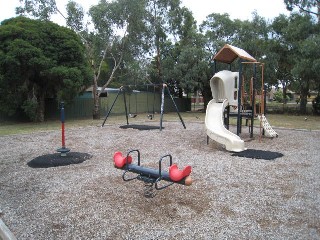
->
[0, 0, 319, 121]
[269, 13, 319, 113]
[0, 17, 90, 121]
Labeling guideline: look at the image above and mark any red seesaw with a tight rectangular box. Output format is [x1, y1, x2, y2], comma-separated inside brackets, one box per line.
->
[113, 150, 192, 197]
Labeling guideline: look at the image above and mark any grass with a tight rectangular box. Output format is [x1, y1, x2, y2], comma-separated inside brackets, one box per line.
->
[0, 112, 319, 136]
[255, 114, 320, 130]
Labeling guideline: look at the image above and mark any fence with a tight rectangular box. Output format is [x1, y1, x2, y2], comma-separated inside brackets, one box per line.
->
[45, 98, 94, 119]
[265, 103, 314, 115]
[45, 90, 191, 120]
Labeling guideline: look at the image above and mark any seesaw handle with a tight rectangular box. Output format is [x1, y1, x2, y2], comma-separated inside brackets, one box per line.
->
[126, 149, 140, 167]
[155, 154, 173, 190]
[122, 149, 141, 182]
[158, 154, 172, 178]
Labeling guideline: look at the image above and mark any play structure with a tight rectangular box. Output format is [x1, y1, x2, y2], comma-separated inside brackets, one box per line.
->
[113, 150, 192, 198]
[205, 44, 277, 152]
[101, 83, 186, 131]
[205, 70, 246, 152]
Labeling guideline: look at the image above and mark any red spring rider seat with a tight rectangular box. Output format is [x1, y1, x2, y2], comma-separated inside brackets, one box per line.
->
[169, 164, 192, 182]
[113, 152, 132, 168]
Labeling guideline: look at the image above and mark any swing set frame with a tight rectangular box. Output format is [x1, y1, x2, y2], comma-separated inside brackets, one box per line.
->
[101, 83, 186, 130]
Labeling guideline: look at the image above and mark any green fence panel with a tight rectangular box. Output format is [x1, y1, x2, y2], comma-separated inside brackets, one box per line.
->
[42, 91, 191, 120]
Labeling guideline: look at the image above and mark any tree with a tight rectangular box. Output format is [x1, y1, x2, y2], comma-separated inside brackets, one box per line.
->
[16, 0, 129, 119]
[0, 17, 91, 121]
[16, 0, 58, 20]
[139, 0, 183, 83]
[87, 0, 149, 119]
[270, 13, 320, 113]
[269, 14, 295, 107]
[292, 29, 320, 113]
[284, 0, 320, 21]
[158, 6, 208, 97]
[200, 13, 238, 57]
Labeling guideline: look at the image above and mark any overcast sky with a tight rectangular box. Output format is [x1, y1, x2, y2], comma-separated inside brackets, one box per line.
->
[0, 0, 289, 25]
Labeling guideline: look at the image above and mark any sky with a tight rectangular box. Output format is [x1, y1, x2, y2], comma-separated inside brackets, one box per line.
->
[0, 0, 290, 25]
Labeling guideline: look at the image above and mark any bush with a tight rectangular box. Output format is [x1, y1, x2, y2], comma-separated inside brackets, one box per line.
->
[22, 99, 38, 122]
[274, 90, 290, 103]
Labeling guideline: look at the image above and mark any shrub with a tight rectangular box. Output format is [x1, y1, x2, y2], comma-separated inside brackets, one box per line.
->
[274, 90, 290, 103]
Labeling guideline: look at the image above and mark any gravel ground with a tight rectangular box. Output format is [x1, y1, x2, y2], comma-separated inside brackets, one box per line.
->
[0, 120, 319, 239]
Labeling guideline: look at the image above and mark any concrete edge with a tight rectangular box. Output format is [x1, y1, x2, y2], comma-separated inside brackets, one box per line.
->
[0, 218, 17, 240]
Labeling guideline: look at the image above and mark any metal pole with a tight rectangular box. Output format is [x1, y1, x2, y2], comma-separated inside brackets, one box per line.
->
[165, 85, 186, 129]
[61, 102, 66, 148]
[237, 59, 243, 136]
[160, 84, 165, 131]
[251, 64, 256, 138]
[123, 88, 129, 125]
[263, 84, 267, 136]
[101, 88, 122, 127]
[57, 101, 70, 156]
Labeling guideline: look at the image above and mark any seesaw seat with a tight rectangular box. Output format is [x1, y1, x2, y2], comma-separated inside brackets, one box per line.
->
[169, 164, 192, 182]
[113, 151, 132, 168]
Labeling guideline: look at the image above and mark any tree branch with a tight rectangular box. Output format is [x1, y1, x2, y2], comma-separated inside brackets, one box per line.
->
[98, 32, 127, 97]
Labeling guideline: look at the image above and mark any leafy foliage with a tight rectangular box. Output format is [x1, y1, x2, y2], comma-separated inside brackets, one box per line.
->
[284, 0, 320, 21]
[0, 17, 91, 121]
[16, 0, 57, 20]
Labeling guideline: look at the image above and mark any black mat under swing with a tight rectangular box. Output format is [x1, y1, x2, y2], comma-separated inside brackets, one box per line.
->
[231, 149, 283, 160]
[27, 152, 92, 168]
[119, 124, 163, 130]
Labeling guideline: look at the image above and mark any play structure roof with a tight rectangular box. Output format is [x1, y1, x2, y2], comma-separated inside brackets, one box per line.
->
[213, 44, 256, 64]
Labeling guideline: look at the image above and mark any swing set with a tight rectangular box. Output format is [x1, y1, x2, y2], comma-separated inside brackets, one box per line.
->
[101, 83, 186, 130]
[126, 84, 156, 120]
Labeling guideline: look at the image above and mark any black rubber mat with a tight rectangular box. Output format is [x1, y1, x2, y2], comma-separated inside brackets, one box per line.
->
[27, 152, 92, 168]
[232, 149, 283, 160]
[119, 124, 163, 130]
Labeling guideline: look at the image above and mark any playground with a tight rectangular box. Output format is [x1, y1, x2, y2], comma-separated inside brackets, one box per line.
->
[0, 117, 319, 239]
[1, 44, 319, 239]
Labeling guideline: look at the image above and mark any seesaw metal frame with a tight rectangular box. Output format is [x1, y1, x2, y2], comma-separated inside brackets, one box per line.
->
[122, 149, 175, 190]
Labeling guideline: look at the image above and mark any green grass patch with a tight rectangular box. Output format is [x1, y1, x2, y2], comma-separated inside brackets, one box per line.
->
[0, 112, 319, 136]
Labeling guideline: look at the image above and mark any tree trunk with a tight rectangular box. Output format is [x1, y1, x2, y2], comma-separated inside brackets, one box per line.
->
[282, 85, 287, 112]
[92, 74, 100, 120]
[299, 87, 309, 114]
[156, 46, 162, 82]
[201, 86, 212, 112]
[178, 87, 183, 98]
[92, 85, 100, 119]
[282, 86, 287, 103]
[93, 95, 100, 119]
[37, 91, 45, 122]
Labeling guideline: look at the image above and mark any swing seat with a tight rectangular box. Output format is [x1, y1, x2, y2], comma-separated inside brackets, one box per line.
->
[113, 152, 132, 168]
[128, 114, 137, 118]
[169, 164, 192, 182]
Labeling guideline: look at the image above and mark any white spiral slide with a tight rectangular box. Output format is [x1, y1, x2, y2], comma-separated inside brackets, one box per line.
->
[205, 99, 246, 152]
